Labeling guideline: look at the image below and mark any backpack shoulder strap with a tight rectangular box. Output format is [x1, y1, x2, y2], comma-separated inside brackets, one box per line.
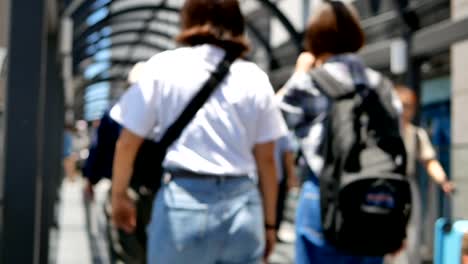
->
[372, 75, 400, 118]
[309, 67, 356, 99]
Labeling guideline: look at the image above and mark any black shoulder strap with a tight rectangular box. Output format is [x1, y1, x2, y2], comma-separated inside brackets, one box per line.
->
[158, 52, 237, 150]
[372, 75, 401, 119]
[309, 68, 356, 100]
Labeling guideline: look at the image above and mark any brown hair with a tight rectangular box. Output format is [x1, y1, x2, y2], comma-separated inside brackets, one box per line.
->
[176, 0, 250, 56]
[304, 1, 365, 57]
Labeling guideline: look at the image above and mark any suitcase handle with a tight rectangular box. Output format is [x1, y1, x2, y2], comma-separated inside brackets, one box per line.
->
[442, 191, 457, 234]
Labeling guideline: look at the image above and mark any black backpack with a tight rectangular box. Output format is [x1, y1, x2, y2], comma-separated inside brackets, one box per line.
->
[310, 68, 412, 256]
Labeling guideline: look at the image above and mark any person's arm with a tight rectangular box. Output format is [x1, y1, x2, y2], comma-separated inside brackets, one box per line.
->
[82, 133, 99, 200]
[253, 141, 278, 261]
[277, 52, 326, 132]
[283, 151, 299, 190]
[424, 159, 454, 193]
[277, 52, 315, 93]
[108, 57, 160, 232]
[111, 129, 144, 233]
[417, 128, 455, 193]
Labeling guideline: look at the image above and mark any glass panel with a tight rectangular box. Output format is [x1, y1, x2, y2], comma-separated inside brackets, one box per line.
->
[87, 8, 109, 26]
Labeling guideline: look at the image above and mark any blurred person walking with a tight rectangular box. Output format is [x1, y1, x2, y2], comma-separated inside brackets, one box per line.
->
[274, 132, 299, 239]
[387, 85, 455, 264]
[110, 0, 287, 263]
[279, 1, 409, 263]
[83, 62, 151, 264]
[63, 124, 78, 181]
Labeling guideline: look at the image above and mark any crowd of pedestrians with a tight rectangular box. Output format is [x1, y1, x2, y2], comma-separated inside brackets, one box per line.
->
[81, 0, 455, 263]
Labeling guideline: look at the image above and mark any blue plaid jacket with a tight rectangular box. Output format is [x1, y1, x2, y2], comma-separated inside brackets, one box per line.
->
[278, 54, 391, 177]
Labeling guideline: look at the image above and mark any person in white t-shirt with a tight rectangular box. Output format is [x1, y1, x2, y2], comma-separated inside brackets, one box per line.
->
[110, 1, 287, 263]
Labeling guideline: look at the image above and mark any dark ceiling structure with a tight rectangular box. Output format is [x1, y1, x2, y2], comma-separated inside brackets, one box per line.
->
[64, 0, 302, 120]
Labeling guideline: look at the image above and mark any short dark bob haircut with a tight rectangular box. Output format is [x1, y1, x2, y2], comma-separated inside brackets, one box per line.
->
[304, 1, 365, 57]
[176, 0, 250, 56]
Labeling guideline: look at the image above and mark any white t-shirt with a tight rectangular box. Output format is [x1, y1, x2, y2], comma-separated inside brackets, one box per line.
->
[111, 44, 287, 175]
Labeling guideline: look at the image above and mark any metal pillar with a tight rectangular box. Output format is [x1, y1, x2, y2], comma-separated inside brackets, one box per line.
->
[39, 34, 65, 264]
[393, 0, 420, 88]
[1, 0, 48, 263]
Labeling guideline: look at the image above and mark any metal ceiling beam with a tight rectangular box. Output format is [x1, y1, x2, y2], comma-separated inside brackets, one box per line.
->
[117, 8, 160, 79]
[255, 0, 302, 53]
[412, 15, 468, 57]
[81, 69, 131, 90]
[71, 0, 110, 22]
[246, 22, 280, 70]
[74, 76, 127, 97]
[74, 24, 279, 76]
[75, 25, 173, 55]
[63, 0, 303, 117]
[78, 59, 146, 75]
[72, 5, 179, 71]
[81, 58, 146, 68]
[77, 55, 154, 78]
[65, 0, 303, 62]
[74, 5, 179, 42]
[72, 0, 146, 24]
[75, 19, 279, 71]
[359, 15, 468, 69]
[67, 0, 301, 71]
[74, 76, 128, 105]
[71, 14, 176, 66]
[73, 13, 179, 44]
[76, 39, 168, 65]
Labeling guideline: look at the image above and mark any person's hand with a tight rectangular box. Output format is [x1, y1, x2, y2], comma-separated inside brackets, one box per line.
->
[441, 181, 455, 194]
[263, 228, 277, 263]
[386, 239, 407, 260]
[111, 192, 136, 234]
[295, 52, 315, 73]
[83, 180, 94, 201]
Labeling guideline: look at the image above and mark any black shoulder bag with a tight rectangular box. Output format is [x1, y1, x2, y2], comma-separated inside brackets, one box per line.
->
[131, 52, 237, 192]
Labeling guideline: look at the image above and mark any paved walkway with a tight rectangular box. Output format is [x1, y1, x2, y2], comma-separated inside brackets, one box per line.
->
[56, 179, 92, 264]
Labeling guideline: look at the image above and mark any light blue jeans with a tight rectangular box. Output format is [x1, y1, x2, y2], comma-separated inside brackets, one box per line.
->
[147, 173, 265, 264]
[296, 178, 383, 264]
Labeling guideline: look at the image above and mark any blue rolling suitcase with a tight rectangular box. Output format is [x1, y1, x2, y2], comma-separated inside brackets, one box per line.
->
[434, 194, 468, 264]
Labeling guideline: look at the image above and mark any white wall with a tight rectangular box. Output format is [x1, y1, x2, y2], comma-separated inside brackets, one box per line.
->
[451, 0, 468, 219]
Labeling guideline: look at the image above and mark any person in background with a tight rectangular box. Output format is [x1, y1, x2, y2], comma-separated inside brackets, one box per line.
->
[110, 0, 287, 263]
[63, 124, 78, 181]
[274, 132, 299, 239]
[278, 1, 401, 263]
[82, 62, 148, 264]
[389, 85, 455, 264]
[83, 62, 147, 194]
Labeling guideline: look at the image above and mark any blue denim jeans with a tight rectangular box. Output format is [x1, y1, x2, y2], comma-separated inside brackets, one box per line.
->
[147, 174, 265, 264]
[296, 179, 383, 264]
